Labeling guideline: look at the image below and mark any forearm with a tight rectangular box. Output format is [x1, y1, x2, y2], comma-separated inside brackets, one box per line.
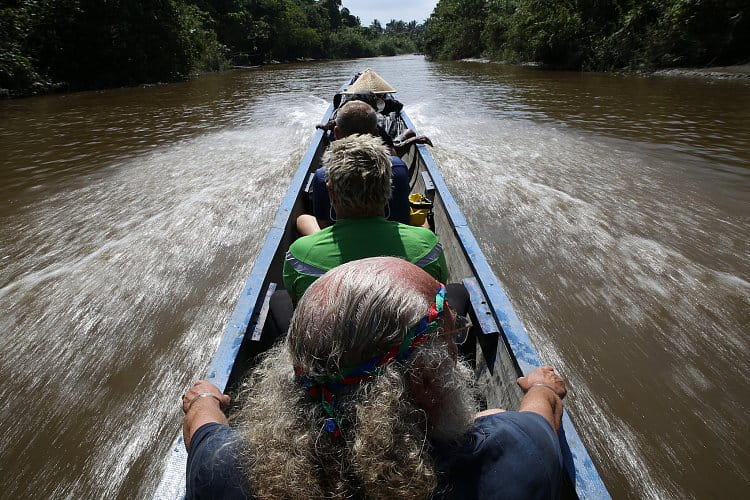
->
[519, 385, 563, 433]
[183, 398, 228, 449]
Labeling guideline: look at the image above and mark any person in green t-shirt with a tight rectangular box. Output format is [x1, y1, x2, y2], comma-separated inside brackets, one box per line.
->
[283, 134, 447, 300]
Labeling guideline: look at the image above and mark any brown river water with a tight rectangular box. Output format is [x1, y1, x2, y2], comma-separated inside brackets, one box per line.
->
[1, 55, 748, 498]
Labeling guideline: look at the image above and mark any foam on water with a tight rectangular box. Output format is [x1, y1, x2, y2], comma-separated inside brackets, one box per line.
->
[0, 94, 327, 498]
[403, 77, 750, 494]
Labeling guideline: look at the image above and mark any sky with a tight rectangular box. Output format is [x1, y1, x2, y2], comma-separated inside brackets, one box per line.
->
[342, 0, 438, 26]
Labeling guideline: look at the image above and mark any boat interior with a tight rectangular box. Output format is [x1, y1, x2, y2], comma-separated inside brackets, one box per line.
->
[156, 84, 608, 499]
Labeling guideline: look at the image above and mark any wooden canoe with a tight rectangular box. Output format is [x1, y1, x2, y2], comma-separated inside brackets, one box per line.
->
[155, 76, 610, 499]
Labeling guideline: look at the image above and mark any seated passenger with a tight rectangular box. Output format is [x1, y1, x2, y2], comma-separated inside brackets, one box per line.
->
[183, 257, 567, 499]
[297, 100, 410, 236]
[284, 134, 447, 300]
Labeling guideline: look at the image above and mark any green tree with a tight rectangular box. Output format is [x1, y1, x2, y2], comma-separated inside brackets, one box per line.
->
[340, 7, 359, 28]
[368, 19, 383, 36]
[0, 3, 43, 93]
[423, 0, 486, 59]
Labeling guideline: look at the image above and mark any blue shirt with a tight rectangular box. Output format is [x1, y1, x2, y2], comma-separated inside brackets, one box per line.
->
[186, 412, 562, 499]
[311, 156, 411, 225]
[186, 423, 248, 499]
[432, 411, 563, 499]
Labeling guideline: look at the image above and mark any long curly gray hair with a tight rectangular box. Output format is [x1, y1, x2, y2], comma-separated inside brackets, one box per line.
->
[233, 257, 477, 498]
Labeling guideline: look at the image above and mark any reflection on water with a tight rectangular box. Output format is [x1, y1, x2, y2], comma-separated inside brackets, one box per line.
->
[0, 56, 748, 498]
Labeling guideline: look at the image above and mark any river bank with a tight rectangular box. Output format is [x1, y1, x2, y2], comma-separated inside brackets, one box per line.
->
[652, 64, 750, 79]
[459, 58, 750, 80]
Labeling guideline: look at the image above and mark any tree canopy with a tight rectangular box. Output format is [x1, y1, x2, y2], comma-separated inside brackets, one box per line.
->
[1, 0, 424, 97]
[424, 0, 749, 70]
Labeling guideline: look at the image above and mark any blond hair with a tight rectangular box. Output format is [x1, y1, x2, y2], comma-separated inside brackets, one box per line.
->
[325, 134, 392, 215]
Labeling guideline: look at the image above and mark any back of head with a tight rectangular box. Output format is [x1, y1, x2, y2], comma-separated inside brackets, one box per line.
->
[325, 134, 392, 215]
[335, 100, 378, 136]
[290, 257, 430, 371]
[235, 257, 477, 498]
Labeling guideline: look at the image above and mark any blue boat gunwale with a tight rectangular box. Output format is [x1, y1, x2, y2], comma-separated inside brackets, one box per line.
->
[401, 112, 609, 500]
[203, 104, 333, 394]
[157, 87, 609, 499]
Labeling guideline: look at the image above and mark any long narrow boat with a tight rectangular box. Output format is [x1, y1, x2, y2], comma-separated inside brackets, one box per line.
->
[156, 74, 610, 499]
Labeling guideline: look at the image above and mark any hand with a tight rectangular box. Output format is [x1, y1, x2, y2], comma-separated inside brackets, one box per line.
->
[315, 119, 335, 131]
[517, 366, 567, 399]
[181, 380, 231, 414]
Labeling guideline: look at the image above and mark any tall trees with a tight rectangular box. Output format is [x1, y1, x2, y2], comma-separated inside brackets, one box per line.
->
[423, 0, 486, 59]
[1, 0, 426, 96]
[1, 0, 223, 92]
[424, 0, 749, 70]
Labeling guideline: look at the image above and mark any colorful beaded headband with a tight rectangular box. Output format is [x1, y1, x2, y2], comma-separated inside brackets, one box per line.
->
[294, 283, 447, 437]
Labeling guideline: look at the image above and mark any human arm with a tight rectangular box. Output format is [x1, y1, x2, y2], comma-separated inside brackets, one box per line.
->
[393, 135, 433, 157]
[296, 214, 324, 236]
[182, 380, 231, 449]
[517, 366, 567, 433]
[282, 253, 303, 302]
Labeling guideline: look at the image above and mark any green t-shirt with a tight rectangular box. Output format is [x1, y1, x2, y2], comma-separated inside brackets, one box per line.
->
[283, 217, 448, 300]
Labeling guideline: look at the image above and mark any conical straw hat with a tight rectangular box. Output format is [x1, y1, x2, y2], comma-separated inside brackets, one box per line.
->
[343, 68, 397, 94]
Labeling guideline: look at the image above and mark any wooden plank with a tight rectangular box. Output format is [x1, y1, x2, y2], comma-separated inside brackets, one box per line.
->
[421, 170, 435, 198]
[462, 276, 500, 335]
[250, 283, 277, 341]
[304, 172, 315, 194]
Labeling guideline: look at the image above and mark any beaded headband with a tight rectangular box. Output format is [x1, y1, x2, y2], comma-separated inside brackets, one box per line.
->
[294, 283, 447, 437]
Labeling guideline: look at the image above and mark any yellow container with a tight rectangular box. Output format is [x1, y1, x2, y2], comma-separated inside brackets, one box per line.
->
[409, 193, 432, 227]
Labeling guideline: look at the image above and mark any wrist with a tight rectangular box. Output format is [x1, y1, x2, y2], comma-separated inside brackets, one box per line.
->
[526, 383, 563, 399]
[186, 392, 225, 413]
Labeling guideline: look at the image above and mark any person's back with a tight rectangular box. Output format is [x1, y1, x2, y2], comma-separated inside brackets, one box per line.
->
[284, 134, 447, 300]
[285, 215, 445, 299]
[309, 155, 410, 226]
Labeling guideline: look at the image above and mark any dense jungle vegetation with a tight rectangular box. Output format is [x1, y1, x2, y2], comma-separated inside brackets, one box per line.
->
[423, 0, 749, 70]
[1, 0, 423, 97]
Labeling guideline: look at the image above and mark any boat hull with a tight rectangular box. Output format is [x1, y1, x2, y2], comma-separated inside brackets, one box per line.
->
[155, 95, 609, 500]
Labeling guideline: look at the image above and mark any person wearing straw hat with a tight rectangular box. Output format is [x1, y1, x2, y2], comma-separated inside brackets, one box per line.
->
[182, 257, 566, 499]
[319, 68, 435, 156]
[343, 67, 398, 95]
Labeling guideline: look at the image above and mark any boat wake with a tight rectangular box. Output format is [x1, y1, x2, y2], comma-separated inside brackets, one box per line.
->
[0, 97, 328, 498]
[408, 104, 750, 498]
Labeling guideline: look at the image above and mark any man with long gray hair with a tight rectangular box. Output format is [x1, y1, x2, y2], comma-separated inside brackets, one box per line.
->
[183, 257, 566, 498]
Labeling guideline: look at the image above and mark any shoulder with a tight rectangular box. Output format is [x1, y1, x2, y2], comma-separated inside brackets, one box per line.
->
[397, 223, 439, 245]
[476, 412, 562, 497]
[389, 157, 408, 179]
[475, 411, 560, 451]
[288, 228, 330, 257]
[389, 156, 407, 167]
[186, 423, 250, 499]
[434, 412, 563, 499]
[312, 168, 327, 189]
